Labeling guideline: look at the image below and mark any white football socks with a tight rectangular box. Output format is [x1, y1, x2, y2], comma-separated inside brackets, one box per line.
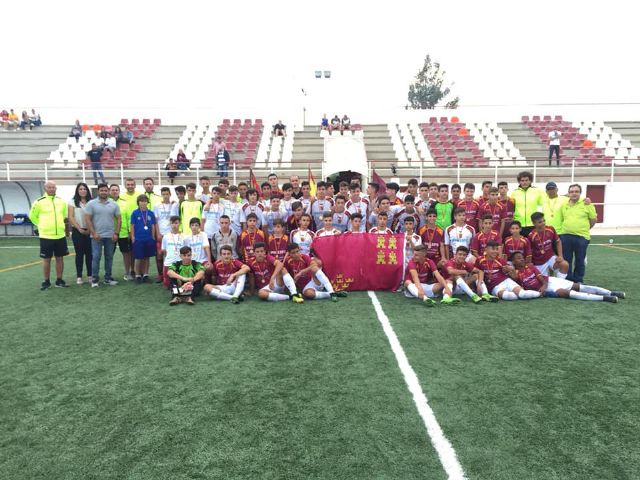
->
[267, 292, 290, 302]
[579, 284, 610, 295]
[518, 289, 541, 299]
[501, 291, 518, 300]
[314, 269, 334, 293]
[479, 283, 489, 296]
[282, 273, 298, 295]
[406, 283, 420, 298]
[233, 274, 246, 297]
[314, 291, 332, 299]
[455, 277, 476, 298]
[569, 290, 603, 301]
[209, 289, 233, 300]
[554, 269, 567, 279]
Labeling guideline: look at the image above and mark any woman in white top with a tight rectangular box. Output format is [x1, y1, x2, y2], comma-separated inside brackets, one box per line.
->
[68, 182, 93, 284]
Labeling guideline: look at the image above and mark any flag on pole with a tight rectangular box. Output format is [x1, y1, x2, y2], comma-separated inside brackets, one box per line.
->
[249, 168, 261, 195]
[371, 169, 388, 192]
[308, 166, 317, 197]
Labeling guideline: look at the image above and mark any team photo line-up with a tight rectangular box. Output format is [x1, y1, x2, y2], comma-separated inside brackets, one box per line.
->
[28, 171, 625, 305]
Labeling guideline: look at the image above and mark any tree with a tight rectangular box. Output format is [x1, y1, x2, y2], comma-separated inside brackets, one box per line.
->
[407, 55, 460, 109]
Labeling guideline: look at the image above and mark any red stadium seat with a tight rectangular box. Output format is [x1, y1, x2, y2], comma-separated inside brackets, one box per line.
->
[131, 118, 140, 125]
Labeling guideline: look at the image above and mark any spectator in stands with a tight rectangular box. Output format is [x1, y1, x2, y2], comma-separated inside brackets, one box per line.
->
[122, 127, 135, 145]
[213, 136, 226, 156]
[166, 158, 177, 185]
[273, 120, 287, 137]
[99, 127, 109, 140]
[86, 143, 106, 185]
[104, 132, 117, 153]
[329, 115, 341, 133]
[548, 128, 561, 166]
[320, 114, 329, 131]
[341, 114, 351, 134]
[19, 111, 32, 130]
[216, 147, 230, 178]
[68, 182, 93, 284]
[7, 109, 19, 131]
[69, 120, 82, 141]
[29, 109, 42, 127]
[0, 110, 8, 130]
[114, 126, 124, 146]
[176, 148, 190, 173]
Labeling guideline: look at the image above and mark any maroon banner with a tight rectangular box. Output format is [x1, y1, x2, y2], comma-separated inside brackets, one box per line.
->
[311, 233, 405, 291]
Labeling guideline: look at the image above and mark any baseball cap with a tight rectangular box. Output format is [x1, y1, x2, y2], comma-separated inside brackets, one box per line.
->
[545, 182, 557, 190]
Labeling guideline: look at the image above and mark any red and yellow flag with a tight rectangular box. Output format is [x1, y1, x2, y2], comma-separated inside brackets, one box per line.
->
[249, 168, 261, 195]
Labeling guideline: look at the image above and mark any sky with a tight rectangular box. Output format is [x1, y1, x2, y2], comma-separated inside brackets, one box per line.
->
[3, 0, 639, 122]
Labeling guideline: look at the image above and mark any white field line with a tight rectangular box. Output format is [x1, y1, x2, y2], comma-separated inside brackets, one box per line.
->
[367, 291, 466, 480]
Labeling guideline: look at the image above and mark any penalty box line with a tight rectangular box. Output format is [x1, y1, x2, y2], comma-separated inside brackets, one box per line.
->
[367, 291, 466, 480]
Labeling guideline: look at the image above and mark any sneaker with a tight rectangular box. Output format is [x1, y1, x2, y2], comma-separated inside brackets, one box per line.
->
[40, 280, 51, 291]
[482, 293, 499, 302]
[610, 290, 626, 299]
[291, 293, 304, 304]
[230, 297, 240, 304]
[441, 297, 461, 305]
[76, 277, 84, 285]
[169, 297, 181, 306]
[185, 297, 195, 305]
[123, 274, 134, 281]
[471, 294, 483, 304]
[103, 279, 118, 286]
[142, 275, 150, 283]
[91, 282, 99, 288]
[333, 291, 348, 298]
[603, 295, 618, 303]
[55, 279, 68, 288]
[422, 297, 436, 307]
[238, 293, 246, 302]
[135, 276, 143, 284]
[330, 293, 339, 302]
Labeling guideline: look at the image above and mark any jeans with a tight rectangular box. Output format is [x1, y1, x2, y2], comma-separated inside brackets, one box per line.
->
[91, 161, 106, 184]
[548, 145, 560, 161]
[91, 237, 115, 282]
[560, 234, 589, 283]
[217, 162, 228, 177]
[71, 228, 92, 277]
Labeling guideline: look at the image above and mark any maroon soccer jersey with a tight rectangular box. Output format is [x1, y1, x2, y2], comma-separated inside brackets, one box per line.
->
[478, 202, 506, 233]
[248, 255, 277, 289]
[238, 229, 266, 262]
[528, 226, 559, 265]
[515, 264, 544, 290]
[476, 196, 489, 210]
[475, 256, 509, 291]
[418, 226, 445, 263]
[286, 214, 301, 233]
[455, 199, 480, 231]
[470, 230, 502, 257]
[284, 254, 312, 289]
[268, 234, 288, 262]
[499, 197, 515, 223]
[503, 236, 532, 260]
[213, 259, 245, 284]
[405, 257, 439, 284]
[441, 258, 476, 280]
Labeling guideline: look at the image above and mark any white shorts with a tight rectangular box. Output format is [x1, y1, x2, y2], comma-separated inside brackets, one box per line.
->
[535, 255, 557, 276]
[212, 283, 236, 295]
[260, 282, 286, 294]
[404, 283, 438, 298]
[546, 276, 574, 293]
[491, 278, 520, 296]
[303, 278, 324, 292]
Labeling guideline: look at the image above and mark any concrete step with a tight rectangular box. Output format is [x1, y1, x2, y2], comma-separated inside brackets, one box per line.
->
[291, 152, 324, 161]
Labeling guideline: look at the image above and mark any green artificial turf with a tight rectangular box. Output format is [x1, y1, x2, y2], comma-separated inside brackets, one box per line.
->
[0, 235, 639, 479]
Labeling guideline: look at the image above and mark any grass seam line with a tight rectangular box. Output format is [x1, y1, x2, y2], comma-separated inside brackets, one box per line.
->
[367, 291, 466, 480]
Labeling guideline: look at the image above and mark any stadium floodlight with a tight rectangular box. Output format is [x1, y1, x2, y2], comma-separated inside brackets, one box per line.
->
[315, 71, 322, 78]
[323, 70, 331, 78]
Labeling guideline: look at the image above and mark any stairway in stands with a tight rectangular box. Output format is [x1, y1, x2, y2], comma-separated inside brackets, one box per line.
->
[0, 126, 70, 164]
[290, 126, 324, 177]
[498, 121, 548, 162]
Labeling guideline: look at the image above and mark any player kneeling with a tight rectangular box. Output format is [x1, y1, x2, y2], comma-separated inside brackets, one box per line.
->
[203, 245, 250, 304]
[249, 242, 304, 303]
[442, 246, 483, 303]
[476, 241, 541, 301]
[510, 251, 625, 303]
[166, 246, 205, 306]
[283, 243, 347, 301]
[404, 244, 457, 306]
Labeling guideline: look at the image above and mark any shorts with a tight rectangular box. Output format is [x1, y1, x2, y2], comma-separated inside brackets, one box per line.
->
[535, 255, 557, 276]
[115, 237, 131, 253]
[212, 284, 236, 295]
[303, 278, 324, 292]
[260, 282, 286, 294]
[404, 282, 438, 298]
[39, 237, 69, 259]
[132, 238, 156, 260]
[546, 276, 574, 293]
[491, 278, 520, 296]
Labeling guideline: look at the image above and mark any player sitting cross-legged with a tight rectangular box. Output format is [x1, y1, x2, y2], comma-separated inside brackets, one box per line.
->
[441, 245, 483, 303]
[203, 245, 250, 304]
[509, 251, 625, 303]
[528, 212, 569, 278]
[166, 245, 205, 306]
[249, 242, 304, 303]
[283, 243, 347, 302]
[475, 240, 541, 301]
[404, 244, 457, 306]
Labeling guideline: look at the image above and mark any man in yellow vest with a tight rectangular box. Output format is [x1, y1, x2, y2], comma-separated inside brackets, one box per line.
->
[542, 181, 568, 233]
[511, 171, 543, 237]
[142, 177, 162, 210]
[29, 181, 70, 290]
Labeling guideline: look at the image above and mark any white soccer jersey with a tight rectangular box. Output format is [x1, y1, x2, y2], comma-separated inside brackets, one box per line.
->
[202, 202, 225, 238]
[311, 198, 335, 228]
[154, 202, 179, 236]
[262, 208, 288, 236]
[345, 199, 369, 232]
[404, 232, 422, 263]
[300, 197, 313, 215]
[222, 199, 242, 235]
[331, 211, 351, 232]
[184, 232, 209, 263]
[290, 228, 315, 255]
[161, 232, 185, 266]
[369, 227, 393, 234]
[240, 202, 265, 227]
[316, 228, 341, 238]
[445, 223, 476, 254]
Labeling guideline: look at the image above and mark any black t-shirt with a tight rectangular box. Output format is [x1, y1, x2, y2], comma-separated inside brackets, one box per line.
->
[274, 123, 286, 130]
[87, 149, 103, 162]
